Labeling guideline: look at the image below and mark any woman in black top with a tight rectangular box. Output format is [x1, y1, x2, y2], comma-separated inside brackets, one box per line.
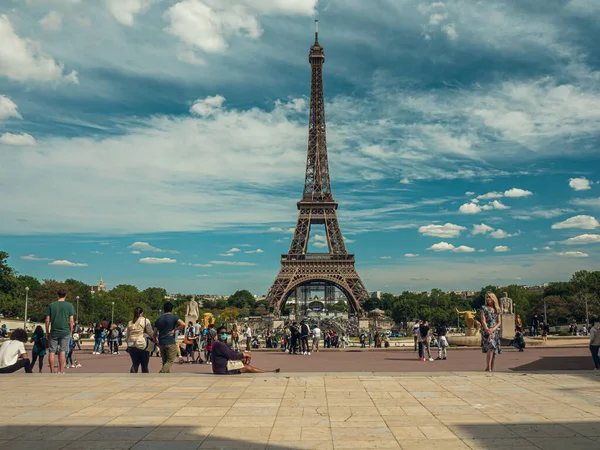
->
[211, 326, 280, 375]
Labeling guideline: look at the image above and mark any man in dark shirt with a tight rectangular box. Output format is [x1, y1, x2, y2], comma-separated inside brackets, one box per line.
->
[289, 322, 299, 355]
[300, 320, 310, 355]
[418, 320, 432, 361]
[45, 288, 75, 374]
[154, 302, 185, 373]
[212, 326, 279, 375]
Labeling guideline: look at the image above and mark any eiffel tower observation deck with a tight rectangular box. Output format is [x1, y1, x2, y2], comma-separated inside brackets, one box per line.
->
[266, 21, 369, 317]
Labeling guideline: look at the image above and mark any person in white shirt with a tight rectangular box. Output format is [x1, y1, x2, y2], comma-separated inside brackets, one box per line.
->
[0, 329, 32, 374]
[311, 326, 321, 353]
[412, 321, 420, 352]
[244, 324, 252, 351]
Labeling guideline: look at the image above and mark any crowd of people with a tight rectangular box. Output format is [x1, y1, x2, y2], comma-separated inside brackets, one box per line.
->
[5, 289, 600, 374]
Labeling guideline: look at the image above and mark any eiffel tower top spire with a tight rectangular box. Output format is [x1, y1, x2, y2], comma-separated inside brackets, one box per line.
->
[303, 20, 332, 203]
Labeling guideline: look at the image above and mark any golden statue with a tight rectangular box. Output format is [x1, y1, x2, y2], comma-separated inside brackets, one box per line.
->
[203, 312, 215, 329]
[455, 308, 481, 329]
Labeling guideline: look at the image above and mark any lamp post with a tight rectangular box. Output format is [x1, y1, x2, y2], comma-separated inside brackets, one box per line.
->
[23, 287, 29, 331]
[585, 294, 590, 328]
[111, 302, 115, 324]
[76, 296, 80, 325]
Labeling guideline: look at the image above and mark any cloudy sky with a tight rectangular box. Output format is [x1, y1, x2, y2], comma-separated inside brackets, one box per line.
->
[1, 0, 600, 295]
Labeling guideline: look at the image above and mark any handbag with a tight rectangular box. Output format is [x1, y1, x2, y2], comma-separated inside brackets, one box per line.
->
[227, 360, 245, 371]
[39, 336, 49, 350]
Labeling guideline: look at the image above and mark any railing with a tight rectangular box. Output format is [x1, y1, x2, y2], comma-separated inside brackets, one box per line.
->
[281, 253, 355, 262]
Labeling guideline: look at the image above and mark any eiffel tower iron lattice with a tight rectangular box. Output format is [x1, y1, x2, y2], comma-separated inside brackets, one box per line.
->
[266, 21, 369, 317]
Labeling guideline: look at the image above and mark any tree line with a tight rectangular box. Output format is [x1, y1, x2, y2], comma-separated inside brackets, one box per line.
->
[1, 251, 598, 328]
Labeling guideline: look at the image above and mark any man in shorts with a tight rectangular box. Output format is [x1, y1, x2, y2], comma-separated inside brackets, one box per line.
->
[44, 288, 76, 374]
[311, 324, 321, 353]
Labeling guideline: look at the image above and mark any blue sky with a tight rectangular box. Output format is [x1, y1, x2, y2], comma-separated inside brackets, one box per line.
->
[1, 0, 600, 295]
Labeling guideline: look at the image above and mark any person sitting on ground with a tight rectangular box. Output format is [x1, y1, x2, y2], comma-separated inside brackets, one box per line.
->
[0, 329, 32, 374]
[212, 325, 280, 375]
[511, 331, 526, 352]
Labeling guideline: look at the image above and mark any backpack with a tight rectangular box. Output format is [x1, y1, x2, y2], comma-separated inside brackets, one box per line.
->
[40, 336, 49, 349]
[110, 328, 119, 339]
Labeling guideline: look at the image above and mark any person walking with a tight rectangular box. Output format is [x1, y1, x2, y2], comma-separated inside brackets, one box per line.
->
[481, 292, 502, 372]
[435, 324, 448, 360]
[312, 324, 321, 353]
[300, 320, 310, 355]
[30, 325, 47, 373]
[532, 314, 539, 337]
[153, 302, 185, 373]
[231, 324, 240, 351]
[243, 323, 252, 352]
[412, 320, 420, 352]
[589, 319, 600, 370]
[44, 288, 76, 374]
[418, 320, 433, 361]
[125, 307, 155, 373]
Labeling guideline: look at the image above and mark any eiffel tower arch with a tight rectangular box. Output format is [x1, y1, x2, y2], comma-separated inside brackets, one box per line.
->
[266, 21, 369, 318]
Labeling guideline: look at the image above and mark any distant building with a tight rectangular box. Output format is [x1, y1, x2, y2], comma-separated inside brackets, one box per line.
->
[370, 291, 382, 299]
[90, 278, 106, 295]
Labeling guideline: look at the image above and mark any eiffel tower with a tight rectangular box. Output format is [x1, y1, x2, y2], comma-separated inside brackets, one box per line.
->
[266, 21, 369, 317]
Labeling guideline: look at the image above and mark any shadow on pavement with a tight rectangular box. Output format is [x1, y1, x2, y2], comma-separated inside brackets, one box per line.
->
[0, 425, 300, 450]
[2, 421, 600, 450]
[511, 356, 592, 371]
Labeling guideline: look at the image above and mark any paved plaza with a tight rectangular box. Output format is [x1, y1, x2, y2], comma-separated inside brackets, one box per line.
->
[63, 347, 593, 374]
[1, 371, 600, 449]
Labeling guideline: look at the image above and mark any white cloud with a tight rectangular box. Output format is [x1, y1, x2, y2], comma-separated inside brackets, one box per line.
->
[472, 223, 494, 235]
[552, 215, 599, 230]
[0, 14, 78, 83]
[380, 256, 392, 259]
[418, 223, 466, 238]
[209, 260, 257, 266]
[106, 0, 156, 26]
[429, 13, 447, 25]
[344, 237, 355, 244]
[219, 253, 234, 257]
[39, 11, 62, 31]
[459, 202, 481, 214]
[562, 234, 600, 245]
[164, 0, 262, 54]
[465, 191, 475, 196]
[312, 235, 328, 248]
[91, 251, 103, 255]
[490, 229, 517, 239]
[441, 23, 458, 40]
[227, 247, 241, 253]
[130, 250, 141, 255]
[569, 177, 592, 191]
[484, 200, 509, 211]
[427, 242, 475, 252]
[1, 133, 36, 146]
[20, 254, 50, 261]
[454, 245, 476, 253]
[0, 95, 21, 121]
[572, 198, 600, 208]
[49, 260, 88, 267]
[163, 0, 315, 59]
[400, 177, 411, 184]
[244, 248, 264, 254]
[556, 251, 588, 258]
[504, 188, 533, 198]
[128, 242, 178, 253]
[543, 246, 552, 251]
[190, 95, 225, 117]
[139, 257, 177, 264]
[494, 246, 510, 252]
[404, 253, 419, 257]
[193, 263, 213, 267]
[513, 208, 574, 220]
[477, 191, 503, 200]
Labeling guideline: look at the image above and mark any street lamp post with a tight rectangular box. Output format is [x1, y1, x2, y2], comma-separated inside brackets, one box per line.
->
[76, 296, 80, 325]
[585, 294, 590, 328]
[111, 302, 115, 324]
[24, 287, 29, 331]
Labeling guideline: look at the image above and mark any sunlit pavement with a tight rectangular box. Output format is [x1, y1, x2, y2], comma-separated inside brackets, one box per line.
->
[1, 370, 600, 449]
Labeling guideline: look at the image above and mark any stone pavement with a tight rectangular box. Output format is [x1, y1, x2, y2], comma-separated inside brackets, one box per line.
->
[1, 372, 600, 449]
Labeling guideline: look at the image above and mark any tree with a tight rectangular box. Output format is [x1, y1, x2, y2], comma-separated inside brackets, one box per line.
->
[228, 290, 255, 309]
[0, 251, 16, 294]
[254, 305, 268, 316]
[222, 307, 240, 322]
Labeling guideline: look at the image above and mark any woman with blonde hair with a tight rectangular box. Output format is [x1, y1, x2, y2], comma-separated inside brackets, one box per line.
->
[481, 292, 502, 372]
